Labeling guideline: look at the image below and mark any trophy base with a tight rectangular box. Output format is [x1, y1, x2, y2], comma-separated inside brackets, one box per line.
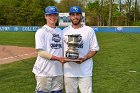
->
[66, 52, 79, 59]
[64, 59, 81, 62]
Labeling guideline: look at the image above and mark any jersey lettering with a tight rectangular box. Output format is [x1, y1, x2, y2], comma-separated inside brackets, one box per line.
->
[50, 34, 62, 49]
[52, 34, 61, 42]
[50, 43, 62, 49]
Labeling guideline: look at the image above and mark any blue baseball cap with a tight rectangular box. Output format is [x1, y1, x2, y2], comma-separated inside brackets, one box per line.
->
[69, 6, 82, 14]
[45, 6, 58, 15]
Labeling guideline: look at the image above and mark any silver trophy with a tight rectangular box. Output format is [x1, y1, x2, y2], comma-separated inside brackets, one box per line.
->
[65, 34, 81, 61]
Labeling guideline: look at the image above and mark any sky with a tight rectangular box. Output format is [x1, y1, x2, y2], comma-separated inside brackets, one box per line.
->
[54, 0, 60, 3]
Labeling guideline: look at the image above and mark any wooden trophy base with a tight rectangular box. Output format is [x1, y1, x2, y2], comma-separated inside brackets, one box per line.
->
[64, 58, 81, 62]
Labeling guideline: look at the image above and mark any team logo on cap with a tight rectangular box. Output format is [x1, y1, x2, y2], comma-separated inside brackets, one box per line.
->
[73, 7, 78, 11]
[49, 7, 55, 11]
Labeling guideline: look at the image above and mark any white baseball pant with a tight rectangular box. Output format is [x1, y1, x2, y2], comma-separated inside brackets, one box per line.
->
[35, 75, 63, 93]
[64, 77, 92, 93]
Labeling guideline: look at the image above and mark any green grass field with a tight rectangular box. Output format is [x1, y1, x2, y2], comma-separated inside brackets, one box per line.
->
[0, 32, 35, 47]
[0, 32, 140, 93]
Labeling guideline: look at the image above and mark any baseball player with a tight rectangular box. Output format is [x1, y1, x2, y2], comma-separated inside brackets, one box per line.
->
[32, 6, 65, 93]
[63, 6, 99, 93]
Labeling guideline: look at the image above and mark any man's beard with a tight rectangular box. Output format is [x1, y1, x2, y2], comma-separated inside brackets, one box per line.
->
[71, 19, 81, 25]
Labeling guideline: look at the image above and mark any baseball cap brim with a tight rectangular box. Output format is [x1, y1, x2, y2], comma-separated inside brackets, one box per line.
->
[45, 12, 58, 15]
[69, 12, 82, 15]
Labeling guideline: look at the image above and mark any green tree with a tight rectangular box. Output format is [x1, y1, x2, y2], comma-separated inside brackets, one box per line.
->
[0, 0, 57, 26]
[108, 0, 113, 26]
[86, 1, 99, 26]
[0, 0, 19, 25]
[17, 0, 43, 25]
[56, 0, 83, 13]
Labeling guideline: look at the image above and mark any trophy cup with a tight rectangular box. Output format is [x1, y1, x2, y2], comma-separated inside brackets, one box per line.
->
[65, 34, 81, 61]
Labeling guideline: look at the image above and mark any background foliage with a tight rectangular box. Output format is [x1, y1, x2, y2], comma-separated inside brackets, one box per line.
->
[0, 0, 140, 26]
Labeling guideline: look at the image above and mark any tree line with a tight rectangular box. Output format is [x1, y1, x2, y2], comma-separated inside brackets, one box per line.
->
[0, 0, 140, 26]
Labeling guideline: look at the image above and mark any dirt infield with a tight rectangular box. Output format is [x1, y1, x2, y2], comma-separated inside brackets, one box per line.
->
[0, 45, 37, 65]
